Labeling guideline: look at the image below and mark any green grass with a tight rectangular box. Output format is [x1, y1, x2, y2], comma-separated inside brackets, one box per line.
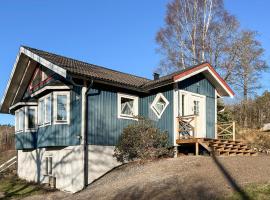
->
[225, 183, 270, 200]
[0, 175, 52, 200]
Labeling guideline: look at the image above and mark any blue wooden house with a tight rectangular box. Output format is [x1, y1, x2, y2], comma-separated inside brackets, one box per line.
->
[0, 46, 234, 192]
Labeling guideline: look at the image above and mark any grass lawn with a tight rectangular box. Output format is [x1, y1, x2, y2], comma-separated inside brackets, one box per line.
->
[0, 174, 53, 200]
[225, 183, 270, 200]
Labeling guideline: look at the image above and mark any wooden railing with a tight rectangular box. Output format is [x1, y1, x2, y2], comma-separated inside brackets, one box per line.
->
[177, 115, 197, 139]
[0, 156, 17, 173]
[216, 121, 236, 140]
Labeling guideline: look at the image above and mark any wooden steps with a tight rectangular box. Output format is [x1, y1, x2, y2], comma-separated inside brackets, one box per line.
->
[201, 138, 257, 156]
[176, 138, 257, 156]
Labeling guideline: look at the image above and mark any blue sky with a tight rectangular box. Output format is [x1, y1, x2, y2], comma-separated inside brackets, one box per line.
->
[0, 0, 269, 125]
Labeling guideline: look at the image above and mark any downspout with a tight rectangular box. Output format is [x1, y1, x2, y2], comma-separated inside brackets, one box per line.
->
[68, 77, 93, 188]
[83, 79, 93, 188]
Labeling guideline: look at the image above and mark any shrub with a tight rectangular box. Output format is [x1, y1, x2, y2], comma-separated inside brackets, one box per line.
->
[114, 118, 172, 162]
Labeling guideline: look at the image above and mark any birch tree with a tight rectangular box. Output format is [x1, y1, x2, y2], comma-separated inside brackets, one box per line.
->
[156, 0, 239, 81]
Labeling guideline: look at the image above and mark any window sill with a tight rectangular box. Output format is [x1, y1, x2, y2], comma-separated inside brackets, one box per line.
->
[118, 115, 138, 121]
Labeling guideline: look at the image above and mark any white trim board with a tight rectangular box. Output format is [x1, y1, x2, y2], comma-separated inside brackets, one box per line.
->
[174, 65, 234, 98]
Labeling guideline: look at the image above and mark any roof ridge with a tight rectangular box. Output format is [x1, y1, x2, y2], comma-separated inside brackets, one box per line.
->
[22, 45, 151, 81]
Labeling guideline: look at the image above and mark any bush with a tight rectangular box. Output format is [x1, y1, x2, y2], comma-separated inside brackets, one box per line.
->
[114, 118, 172, 162]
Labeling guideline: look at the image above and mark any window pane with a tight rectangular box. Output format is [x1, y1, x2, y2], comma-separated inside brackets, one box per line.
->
[48, 157, 52, 175]
[28, 108, 36, 129]
[182, 95, 185, 116]
[19, 110, 24, 131]
[194, 101, 199, 115]
[39, 100, 45, 124]
[154, 98, 166, 114]
[15, 112, 18, 131]
[121, 97, 134, 116]
[45, 96, 51, 123]
[57, 95, 67, 121]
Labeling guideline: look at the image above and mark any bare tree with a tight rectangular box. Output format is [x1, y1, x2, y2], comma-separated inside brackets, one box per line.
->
[156, 0, 239, 78]
[232, 30, 267, 101]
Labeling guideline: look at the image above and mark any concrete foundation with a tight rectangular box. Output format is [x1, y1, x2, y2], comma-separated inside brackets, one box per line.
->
[17, 145, 121, 193]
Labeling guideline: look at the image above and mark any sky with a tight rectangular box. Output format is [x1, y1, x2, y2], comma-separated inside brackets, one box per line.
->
[0, 0, 269, 125]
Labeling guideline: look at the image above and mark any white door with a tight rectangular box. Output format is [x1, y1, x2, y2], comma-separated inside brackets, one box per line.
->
[179, 91, 206, 138]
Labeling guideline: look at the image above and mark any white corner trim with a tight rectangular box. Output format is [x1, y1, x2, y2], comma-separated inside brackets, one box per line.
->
[53, 91, 70, 125]
[81, 86, 87, 145]
[9, 102, 38, 111]
[30, 85, 72, 97]
[174, 65, 234, 98]
[215, 89, 218, 139]
[20, 47, 66, 78]
[150, 93, 169, 119]
[117, 93, 138, 120]
[173, 89, 179, 146]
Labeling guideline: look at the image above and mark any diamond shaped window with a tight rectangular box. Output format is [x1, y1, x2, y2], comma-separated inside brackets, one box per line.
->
[151, 93, 169, 118]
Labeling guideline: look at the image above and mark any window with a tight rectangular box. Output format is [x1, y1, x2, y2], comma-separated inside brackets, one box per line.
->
[181, 94, 185, 116]
[38, 94, 52, 126]
[25, 106, 37, 131]
[193, 100, 199, 115]
[53, 91, 70, 124]
[151, 93, 169, 119]
[15, 108, 24, 132]
[45, 156, 53, 175]
[117, 93, 138, 119]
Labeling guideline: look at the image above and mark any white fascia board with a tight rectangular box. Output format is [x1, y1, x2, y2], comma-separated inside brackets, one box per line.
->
[9, 102, 38, 111]
[1, 46, 67, 113]
[0, 49, 22, 107]
[174, 65, 234, 98]
[20, 47, 66, 78]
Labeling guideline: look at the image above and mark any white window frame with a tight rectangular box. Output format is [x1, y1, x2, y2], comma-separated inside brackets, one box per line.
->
[117, 93, 138, 120]
[25, 106, 38, 132]
[38, 93, 52, 127]
[150, 93, 169, 119]
[45, 155, 53, 176]
[15, 108, 25, 133]
[53, 91, 70, 124]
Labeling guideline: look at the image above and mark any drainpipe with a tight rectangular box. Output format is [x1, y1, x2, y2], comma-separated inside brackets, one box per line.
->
[68, 77, 93, 189]
[83, 79, 93, 188]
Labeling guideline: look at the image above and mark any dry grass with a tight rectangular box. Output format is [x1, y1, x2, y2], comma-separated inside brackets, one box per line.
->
[237, 129, 270, 153]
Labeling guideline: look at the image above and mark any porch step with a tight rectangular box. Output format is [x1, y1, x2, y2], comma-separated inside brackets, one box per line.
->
[201, 138, 257, 156]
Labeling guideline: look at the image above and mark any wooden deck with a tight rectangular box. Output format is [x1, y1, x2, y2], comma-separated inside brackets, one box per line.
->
[176, 138, 257, 156]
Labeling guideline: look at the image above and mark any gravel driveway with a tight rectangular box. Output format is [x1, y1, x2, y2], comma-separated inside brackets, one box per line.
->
[24, 155, 270, 200]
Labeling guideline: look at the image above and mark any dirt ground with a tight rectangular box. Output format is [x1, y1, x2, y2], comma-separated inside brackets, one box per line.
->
[67, 155, 270, 200]
[15, 155, 270, 200]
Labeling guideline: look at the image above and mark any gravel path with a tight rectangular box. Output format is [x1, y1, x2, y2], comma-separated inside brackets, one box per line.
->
[24, 155, 270, 200]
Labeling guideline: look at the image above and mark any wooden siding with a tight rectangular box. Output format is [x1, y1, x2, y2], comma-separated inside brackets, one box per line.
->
[178, 73, 216, 138]
[140, 89, 174, 145]
[15, 132, 37, 149]
[37, 86, 82, 147]
[87, 88, 135, 146]
[87, 87, 174, 146]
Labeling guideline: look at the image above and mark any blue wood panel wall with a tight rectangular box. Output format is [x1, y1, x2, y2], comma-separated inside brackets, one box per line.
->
[140, 90, 174, 145]
[87, 88, 135, 146]
[178, 73, 216, 138]
[87, 87, 174, 146]
[15, 132, 37, 149]
[37, 86, 82, 147]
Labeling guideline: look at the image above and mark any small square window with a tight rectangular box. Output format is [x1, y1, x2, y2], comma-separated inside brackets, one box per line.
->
[118, 93, 138, 120]
[151, 93, 169, 119]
